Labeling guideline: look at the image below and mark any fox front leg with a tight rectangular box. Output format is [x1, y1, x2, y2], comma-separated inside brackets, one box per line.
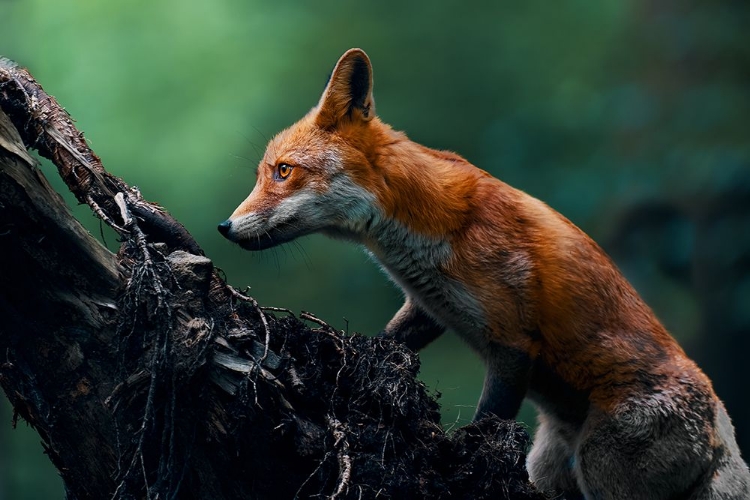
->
[380, 298, 445, 351]
[474, 343, 532, 421]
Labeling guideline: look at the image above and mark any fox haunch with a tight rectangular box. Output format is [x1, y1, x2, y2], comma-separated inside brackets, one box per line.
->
[219, 49, 750, 499]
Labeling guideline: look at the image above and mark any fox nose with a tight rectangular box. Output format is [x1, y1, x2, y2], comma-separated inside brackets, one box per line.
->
[217, 219, 232, 237]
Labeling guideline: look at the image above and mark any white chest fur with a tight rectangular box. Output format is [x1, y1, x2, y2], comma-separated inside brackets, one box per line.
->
[366, 220, 488, 343]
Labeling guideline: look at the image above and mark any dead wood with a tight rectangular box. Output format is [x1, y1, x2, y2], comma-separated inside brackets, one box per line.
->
[0, 58, 546, 500]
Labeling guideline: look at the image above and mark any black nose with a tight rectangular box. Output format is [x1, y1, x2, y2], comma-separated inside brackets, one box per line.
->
[217, 219, 232, 237]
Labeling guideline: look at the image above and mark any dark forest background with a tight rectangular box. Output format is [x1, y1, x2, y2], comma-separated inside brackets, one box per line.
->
[1, 1, 748, 497]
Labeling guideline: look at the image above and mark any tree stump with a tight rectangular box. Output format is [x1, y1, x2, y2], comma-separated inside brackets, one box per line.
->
[0, 58, 546, 500]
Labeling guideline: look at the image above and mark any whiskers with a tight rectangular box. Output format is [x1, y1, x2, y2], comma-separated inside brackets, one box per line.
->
[238, 220, 313, 275]
[275, 219, 313, 271]
[253, 242, 312, 275]
[231, 127, 268, 170]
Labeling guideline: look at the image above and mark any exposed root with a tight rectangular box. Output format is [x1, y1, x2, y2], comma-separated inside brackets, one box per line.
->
[87, 194, 125, 233]
[116, 192, 170, 315]
[110, 191, 184, 500]
[268, 321, 546, 500]
[300, 310, 337, 331]
[327, 415, 353, 500]
[260, 305, 296, 317]
[229, 286, 271, 363]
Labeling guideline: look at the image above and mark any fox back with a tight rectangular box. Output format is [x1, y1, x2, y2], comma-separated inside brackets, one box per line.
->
[219, 49, 750, 499]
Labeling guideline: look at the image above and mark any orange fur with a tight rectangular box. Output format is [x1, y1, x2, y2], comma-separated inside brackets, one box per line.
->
[221, 48, 750, 499]
[227, 48, 717, 411]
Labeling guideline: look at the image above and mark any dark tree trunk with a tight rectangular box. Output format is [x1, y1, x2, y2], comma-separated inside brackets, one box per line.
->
[0, 58, 545, 500]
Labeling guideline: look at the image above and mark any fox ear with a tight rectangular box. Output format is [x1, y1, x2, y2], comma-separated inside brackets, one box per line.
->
[316, 48, 375, 128]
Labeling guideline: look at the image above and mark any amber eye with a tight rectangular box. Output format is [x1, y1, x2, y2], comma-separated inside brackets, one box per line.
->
[277, 163, 294, 180]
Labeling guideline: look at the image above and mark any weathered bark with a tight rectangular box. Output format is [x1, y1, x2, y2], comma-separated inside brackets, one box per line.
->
[0, 59, 545, 500]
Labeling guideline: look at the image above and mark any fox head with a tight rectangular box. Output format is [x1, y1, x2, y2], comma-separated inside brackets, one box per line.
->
[218, 48, 387, 250]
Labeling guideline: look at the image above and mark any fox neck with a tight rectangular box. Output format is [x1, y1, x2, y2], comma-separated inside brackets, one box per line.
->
[350, 124, 482, 246]
[323, 128, 481, 299]
[343, 129, 490, 334]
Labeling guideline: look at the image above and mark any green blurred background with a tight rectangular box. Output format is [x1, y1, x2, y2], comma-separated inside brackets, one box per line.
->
[1, 0, 749, 497]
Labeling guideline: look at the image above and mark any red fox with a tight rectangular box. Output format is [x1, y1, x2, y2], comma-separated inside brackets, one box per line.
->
[218, 49, 750, 498]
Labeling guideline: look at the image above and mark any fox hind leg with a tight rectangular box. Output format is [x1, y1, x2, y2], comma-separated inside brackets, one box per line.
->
[575, 403, 714, 500]
[526, 414, 584, 499]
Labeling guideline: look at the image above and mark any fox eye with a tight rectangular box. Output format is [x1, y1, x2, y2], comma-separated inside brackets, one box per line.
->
[276, 163, 294, 180]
